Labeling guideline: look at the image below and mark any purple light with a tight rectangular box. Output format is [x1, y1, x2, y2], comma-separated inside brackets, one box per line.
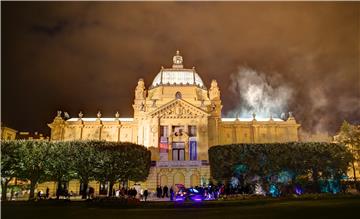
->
[175, 196, 185, 202]
[190, 195, 203, 202]
[295, 186, 303, 195]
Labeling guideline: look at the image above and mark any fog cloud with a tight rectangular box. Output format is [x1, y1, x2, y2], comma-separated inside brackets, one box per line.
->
[228, 66, 293, 119]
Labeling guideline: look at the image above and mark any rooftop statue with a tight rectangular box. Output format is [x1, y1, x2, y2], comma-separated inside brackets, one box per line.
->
[209, 80, 220, 100]
[64, 112, 70, 119]
[135, 78, 146, 100]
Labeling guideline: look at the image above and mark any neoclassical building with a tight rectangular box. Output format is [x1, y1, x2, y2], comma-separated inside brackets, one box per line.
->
[47, 51, 300, 194]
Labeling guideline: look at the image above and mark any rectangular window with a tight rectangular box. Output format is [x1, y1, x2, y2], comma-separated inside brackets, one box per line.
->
[188, 126, 197, 137]
[179, 149, 185, 160]
[172, 142, 185, 161]
[173, 150, 179, 160]
[160, 126, 168, 137]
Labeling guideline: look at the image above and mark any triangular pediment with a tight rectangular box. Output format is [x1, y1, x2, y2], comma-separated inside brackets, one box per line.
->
[148, 99, 209, 119]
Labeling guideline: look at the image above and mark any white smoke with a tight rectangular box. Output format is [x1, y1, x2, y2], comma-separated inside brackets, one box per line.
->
[228, 66, 293, 119]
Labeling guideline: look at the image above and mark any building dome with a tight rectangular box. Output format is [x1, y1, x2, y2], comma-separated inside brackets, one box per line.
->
[151, 51, 205, 88]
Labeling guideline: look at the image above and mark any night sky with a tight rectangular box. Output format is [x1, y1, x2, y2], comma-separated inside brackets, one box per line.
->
[2, 2, 360, 136]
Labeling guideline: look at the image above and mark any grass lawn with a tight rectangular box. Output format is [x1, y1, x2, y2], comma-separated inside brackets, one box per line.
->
[2, 197, 360, 219]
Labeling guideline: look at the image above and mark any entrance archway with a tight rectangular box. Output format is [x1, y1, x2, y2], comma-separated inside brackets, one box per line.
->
[190, 174, 199, 187]
[160, 175, 168, 187]
[173, 172, 185, 187]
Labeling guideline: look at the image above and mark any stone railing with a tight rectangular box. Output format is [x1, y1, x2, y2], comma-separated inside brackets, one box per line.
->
[155, 160, 206, 167]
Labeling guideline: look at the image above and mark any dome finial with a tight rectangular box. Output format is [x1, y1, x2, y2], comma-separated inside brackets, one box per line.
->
[173, 50, 183, 68]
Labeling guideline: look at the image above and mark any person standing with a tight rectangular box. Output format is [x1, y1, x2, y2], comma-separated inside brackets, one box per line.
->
[45, 187, 50, 199]
[143, 189, 148, 202]
[37, 191, 42, 200]
[156, 186, 161, 198]
[170, 186, 174, 201]
[163, 185, 169, 198]
[133, 188, 138, 199]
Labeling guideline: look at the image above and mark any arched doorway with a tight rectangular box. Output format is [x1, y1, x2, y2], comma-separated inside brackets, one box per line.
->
[190, 174, 199, 187]
[160, 175, 168, 187]
[173, 172, 185, 188]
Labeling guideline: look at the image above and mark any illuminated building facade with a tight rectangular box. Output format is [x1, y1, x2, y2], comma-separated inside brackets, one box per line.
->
[1, 124, 17, 140]
[47, 51, 300, 194]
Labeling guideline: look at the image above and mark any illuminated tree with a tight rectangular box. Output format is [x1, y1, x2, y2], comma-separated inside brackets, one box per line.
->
[45, 141, 76, 199]
[17, 140, 51, 200]
[335, 121, 360, 183]
[1, 140, 21, 201]
[94, 142, 151, 197]
[71, 141, 100, 199]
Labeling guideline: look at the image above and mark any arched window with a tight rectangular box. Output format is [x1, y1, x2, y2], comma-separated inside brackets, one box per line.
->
[175, 91, 182, 99]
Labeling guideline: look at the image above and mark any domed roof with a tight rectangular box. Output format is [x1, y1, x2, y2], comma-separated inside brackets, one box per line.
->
[151, 51, 205, 88]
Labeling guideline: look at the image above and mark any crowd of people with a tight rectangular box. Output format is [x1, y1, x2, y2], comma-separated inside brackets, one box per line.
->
[155, 185, 175, 200]
[114, 187, 139, 198]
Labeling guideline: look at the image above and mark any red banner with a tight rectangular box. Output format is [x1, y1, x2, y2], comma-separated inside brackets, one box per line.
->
[159, 137, 168, 153]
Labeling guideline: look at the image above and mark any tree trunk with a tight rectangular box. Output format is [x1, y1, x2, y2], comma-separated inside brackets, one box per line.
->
[352, 161, 357, 182]
[81, 181, 88, 199]
[312, 169, 320, 193]
[29, 181, 36, 200]
[56, 180, 62, 199]
[10, 178, 18, 201]
[108, 181, 114, 197]
[122, 180, 127, 189]
[1, 180, 9, 201]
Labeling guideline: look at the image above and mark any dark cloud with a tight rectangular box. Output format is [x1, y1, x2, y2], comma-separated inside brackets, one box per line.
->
[1, 2, 359, 135]
[30, 20, 69, 37]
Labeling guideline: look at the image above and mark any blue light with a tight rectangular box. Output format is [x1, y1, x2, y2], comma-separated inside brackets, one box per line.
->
[233, 164, 247, 175]
[230, 177, 239, 188]
[269, 184, 280, 197]
[320, 179, 341, 194]
[277, 171, 294, 184]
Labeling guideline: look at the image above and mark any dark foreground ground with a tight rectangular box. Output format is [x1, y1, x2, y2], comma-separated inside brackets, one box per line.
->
[2, 197, 360, 219]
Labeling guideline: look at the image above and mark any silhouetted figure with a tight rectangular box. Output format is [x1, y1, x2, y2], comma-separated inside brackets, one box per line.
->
[56, 187, 61, 200]
[46, 187, 50, 199]
[64, 189, 69, 199]
[88, 187, 95, 199]
[133, 188, 138, 198]
[170, 187, 174, 201]
[163, 185, 169, 198]
[143, 189, 148, 201]
[37, 190, 43, 200]
[156, 186, 161, 198]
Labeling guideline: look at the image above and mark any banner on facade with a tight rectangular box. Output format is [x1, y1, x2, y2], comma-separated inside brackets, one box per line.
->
[159, 136, 168, 153]
[189, 137, 197, 160]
